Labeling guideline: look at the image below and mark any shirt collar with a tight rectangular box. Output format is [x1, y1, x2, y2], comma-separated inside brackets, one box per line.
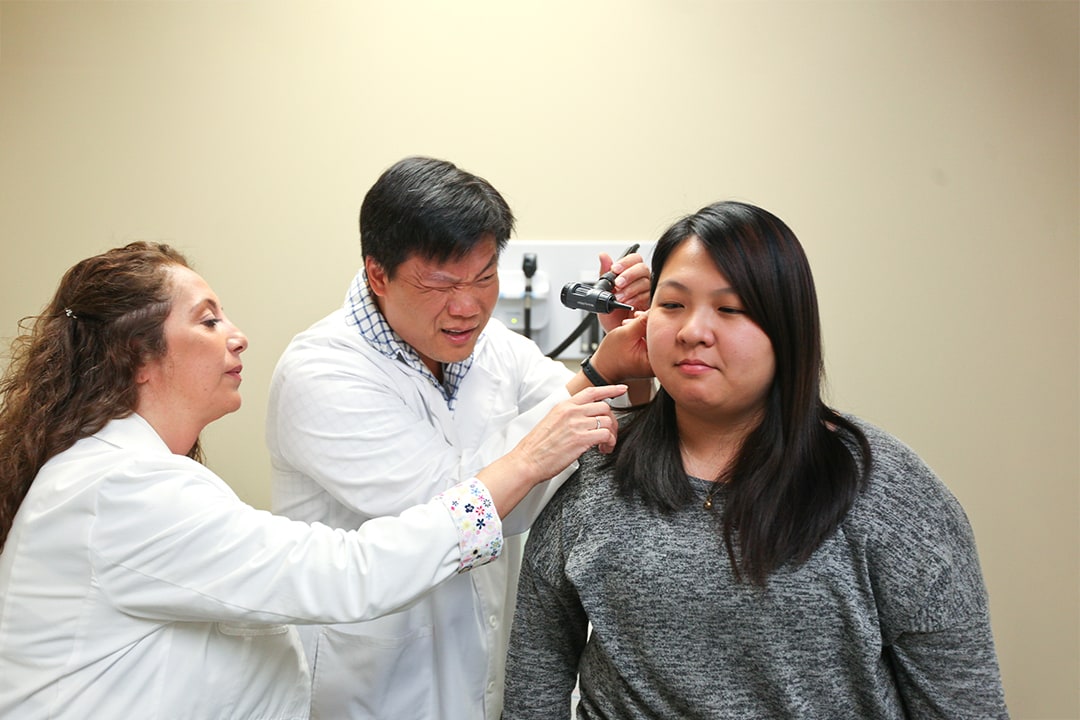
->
[344, 268, 474, 409]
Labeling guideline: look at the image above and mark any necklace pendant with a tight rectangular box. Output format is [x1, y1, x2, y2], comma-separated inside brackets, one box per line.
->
[703, 497, 713, 510]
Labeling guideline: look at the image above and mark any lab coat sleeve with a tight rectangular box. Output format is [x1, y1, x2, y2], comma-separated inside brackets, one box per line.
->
[89, 457, 502, 625]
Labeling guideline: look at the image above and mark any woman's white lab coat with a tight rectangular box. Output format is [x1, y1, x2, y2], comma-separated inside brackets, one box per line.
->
[0, 413, 498, 719]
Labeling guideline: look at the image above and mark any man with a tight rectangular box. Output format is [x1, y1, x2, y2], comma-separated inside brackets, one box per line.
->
[267, 156, 651, 719]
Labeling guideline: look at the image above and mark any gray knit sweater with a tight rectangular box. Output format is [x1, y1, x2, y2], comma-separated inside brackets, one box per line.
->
[502, 418, 1008, 719]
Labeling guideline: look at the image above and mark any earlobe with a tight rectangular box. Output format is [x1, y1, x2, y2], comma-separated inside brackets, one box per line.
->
[133, 362, 152, 385]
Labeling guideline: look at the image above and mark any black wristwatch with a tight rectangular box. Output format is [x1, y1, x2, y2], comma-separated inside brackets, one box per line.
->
[580, 355, 612, 386]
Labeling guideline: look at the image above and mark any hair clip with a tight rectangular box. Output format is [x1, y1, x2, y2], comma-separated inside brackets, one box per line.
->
[64, 307, 77, 319]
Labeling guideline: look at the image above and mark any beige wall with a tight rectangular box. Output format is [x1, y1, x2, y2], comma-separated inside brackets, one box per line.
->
[1, 1, 1076, 716]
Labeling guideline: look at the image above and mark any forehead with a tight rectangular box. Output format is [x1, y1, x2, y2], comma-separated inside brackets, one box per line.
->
[167, 264, 207, 292]
[657, 239, 730, 285]
[165, 265, 217, 308]
[404, 239, 499, 280]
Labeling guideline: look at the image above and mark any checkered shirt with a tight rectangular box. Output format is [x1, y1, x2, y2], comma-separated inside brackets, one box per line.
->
[344, 269, 475, 410]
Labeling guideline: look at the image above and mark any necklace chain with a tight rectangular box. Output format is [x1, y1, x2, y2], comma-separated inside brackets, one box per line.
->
[682, 441, 727, 511]
[702, 481, 722, 511]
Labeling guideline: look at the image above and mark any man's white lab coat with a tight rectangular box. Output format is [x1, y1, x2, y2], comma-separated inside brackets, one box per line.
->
[269, 311, 577, 719]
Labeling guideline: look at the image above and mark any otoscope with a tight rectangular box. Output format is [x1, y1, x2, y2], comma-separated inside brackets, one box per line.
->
[543, 243, 640, 358]
[559, 243, 640, 314]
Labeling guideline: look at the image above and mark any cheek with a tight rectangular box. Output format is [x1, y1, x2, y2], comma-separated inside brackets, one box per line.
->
[184, 360, 216, 393]
[477, 285, 500, 312]
[738, 333, 776, 383]
[645, 322, 673, 357]
[388, 293, 434, 329]
[179, 344, 225, 391]
[420, 291, 453, 316]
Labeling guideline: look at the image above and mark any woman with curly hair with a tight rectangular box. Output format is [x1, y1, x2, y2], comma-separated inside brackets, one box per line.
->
[0, 241, 624, 719]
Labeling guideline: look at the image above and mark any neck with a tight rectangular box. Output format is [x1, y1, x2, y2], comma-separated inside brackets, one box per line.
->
[134, 403, 203, 456]
[678, 438, 734, 481]
[676, 412, 760, 481]
[425, 358, 445, 383]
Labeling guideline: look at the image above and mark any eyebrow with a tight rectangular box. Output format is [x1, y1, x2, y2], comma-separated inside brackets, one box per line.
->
[189, 297, 221, 315]
[656, 278, 739, 296]
[427, 253, 499, 284]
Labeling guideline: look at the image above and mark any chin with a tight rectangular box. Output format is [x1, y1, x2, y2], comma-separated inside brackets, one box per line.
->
[215, 397, 243, 420]
[438, 345, 477, 364]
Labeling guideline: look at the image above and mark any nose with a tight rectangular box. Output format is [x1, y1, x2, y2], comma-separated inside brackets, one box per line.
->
[676, 307, 715, 346]
[229, 327, 249, 354]
[446, 287, 484, 318]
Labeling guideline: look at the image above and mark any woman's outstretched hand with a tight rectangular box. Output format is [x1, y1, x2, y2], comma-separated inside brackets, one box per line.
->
[478, 384, 628, 517]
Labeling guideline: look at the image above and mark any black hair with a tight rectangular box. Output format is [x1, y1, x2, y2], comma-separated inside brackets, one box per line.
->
[612, 201, 872, 585]
[359, 156, 515, 278]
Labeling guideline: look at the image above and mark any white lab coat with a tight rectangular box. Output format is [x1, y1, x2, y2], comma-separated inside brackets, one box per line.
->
[0, 413, 498, 720]
[268, 311, 576, 719]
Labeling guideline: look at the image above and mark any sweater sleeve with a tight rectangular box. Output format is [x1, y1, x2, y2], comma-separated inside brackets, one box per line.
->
[857, 424, 1009, 718]
[888, 617, 1008, 718]
[882, 511, 1009, 718]
[502, 476, 589, 720]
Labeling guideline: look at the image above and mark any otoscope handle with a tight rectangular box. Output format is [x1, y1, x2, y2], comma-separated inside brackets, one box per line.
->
[594, 243, 641, 292]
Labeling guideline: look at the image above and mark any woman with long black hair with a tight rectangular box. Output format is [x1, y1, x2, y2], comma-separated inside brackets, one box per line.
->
[503, 201, 1008, 719]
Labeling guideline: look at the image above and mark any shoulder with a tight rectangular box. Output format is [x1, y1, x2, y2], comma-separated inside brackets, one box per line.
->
[470, 318, 573, 396]
[67, 420, 236, 504]
[270, 310, 398, 395]
[475, 317, 553, 364]
[531, 450, 617, 537]
[840, 416, 988, 634]
[575, 447, 616, 482]
[524, 449, 623, 578]
[842, 417, 969, 543]
[276, 310, 372, 363]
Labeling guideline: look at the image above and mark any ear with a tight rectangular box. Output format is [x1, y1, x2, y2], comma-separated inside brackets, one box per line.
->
[365, 256, 390, 298]
[133, 361, 153, 386]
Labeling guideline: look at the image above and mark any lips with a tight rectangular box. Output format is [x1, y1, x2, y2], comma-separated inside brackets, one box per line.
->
[442, 327, 477, 344]
[675, 359, 714, 375]
[226, 365, 243, 380]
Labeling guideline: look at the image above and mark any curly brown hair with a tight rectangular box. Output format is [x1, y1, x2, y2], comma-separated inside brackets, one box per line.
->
[0, 241, 201, 552]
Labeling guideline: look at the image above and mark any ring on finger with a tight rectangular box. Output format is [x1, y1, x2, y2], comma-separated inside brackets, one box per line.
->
[596, 417, 602, 430]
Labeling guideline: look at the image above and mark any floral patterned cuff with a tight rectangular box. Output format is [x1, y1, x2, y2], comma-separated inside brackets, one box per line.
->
[437, 478, 503, 573]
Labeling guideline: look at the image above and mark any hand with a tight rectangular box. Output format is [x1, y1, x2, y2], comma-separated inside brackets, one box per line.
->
[589, 311, 651, 384]
[596, 251, 651, 333]
[513, 384, 628, 472]
[478, 384, 629, 518]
